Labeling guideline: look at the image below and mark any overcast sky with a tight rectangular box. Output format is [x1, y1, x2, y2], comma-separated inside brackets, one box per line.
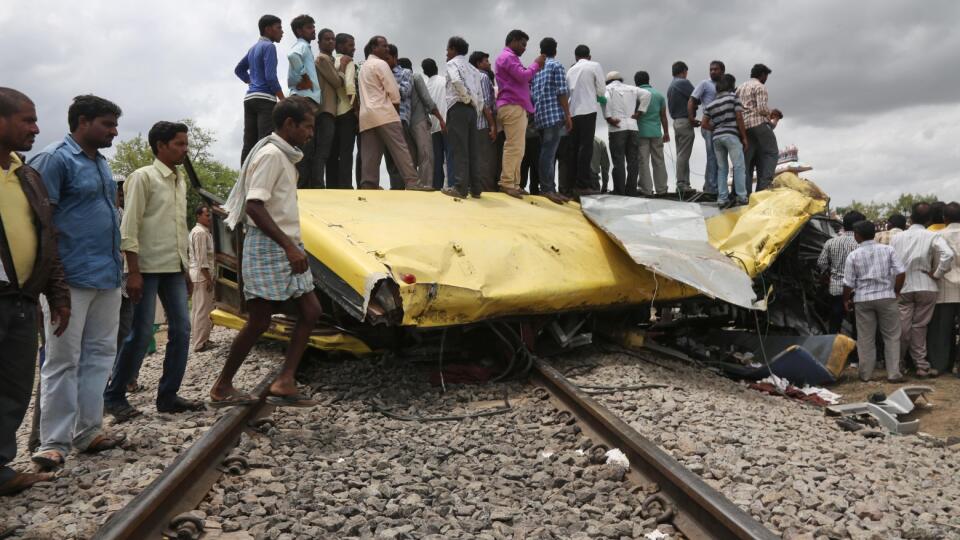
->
[4, 0, 958, 206]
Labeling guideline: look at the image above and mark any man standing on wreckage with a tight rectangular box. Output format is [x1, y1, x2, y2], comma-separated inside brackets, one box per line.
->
[208, 96, 322, 408]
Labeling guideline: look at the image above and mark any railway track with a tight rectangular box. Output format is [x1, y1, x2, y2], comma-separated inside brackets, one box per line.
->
[92, 356, 775, 540]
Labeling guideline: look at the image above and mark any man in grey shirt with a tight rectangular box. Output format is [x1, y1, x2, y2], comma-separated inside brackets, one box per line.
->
[687, 60, 724, 195]
[666, 61, 695, 194]
[399, 58, 446, 189]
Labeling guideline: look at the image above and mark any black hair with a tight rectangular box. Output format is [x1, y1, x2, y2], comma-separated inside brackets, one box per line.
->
[574, 44, 590, 59]
[911, 202, 932, 226]
[422, 58, 438, 76]
[710, 60, 726, 72]
[335, 33, 354, 48]
[716, 73, 736, 93]
[750, 63, 772, 78]
[272, 96, 315, 128]
[398, 58, 412, 70]
[930, 201, 946, 224]
[887, 213, 907, 230]
[195, 204, 209, 218]
[540, 37, 557, 57]
[366, 35, 386, 57]
[633, 71, 650, 86]
[258, 14, 281, 35]
[469, 51, 489, 68]
[945, 203, 960, 224]
[447, 36, 469, 56]
[842, 210, 866, 231]
[505, 29, 529, 46]
[147, 121, 188, 155]
[318, 28, 334, 40]
[290, 14, 314, 35]
[671, 61, 688, 76]
[853, 220, 875, 240]
[0, 87, 32, 118]
[387, 44, 399, 59]
[68, 95, 122, 132]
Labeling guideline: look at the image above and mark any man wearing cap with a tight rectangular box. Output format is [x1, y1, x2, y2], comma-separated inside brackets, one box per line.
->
[736, 64, 781, 193]
[602, 71, 649, 196]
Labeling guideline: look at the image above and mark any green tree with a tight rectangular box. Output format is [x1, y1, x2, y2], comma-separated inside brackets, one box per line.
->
[109, 119, 237, 226]
[837, 193, 939, 222]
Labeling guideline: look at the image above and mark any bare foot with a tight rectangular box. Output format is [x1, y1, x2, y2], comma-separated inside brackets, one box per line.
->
[210, 382, 241, 401]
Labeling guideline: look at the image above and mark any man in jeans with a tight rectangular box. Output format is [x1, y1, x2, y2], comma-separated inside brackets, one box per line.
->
[236, 14, 285, 165]
[0, 88, 71, 493]
[687, 60, 724, 195]
[602, 71, 648, 196]
[633, 71, 669, 196]
[494, 29, 544, 199]
[736, 64, 781, 193]
[702, 74, 748, 208]
[104, 121, 203, 418]
[29, 95, 125, 470]
[890, 202, 955, 377]
[843, 220, 906, 382]
[666, 61, 695, 195]
[529, 38, 572, 204]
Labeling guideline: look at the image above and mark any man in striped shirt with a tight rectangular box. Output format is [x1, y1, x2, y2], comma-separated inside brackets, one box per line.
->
[890, 202, 955, 377]
[843, 220, 906, 381]
[736, 64, 781, 194]
[818, 211, 866, 334]
[702, 74, 748, 208]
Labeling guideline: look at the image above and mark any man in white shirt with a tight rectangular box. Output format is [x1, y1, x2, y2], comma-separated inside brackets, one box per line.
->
[602, 71, 649, 196]
[189, 205, 215, 353]
[422, 59, 449, 189]
[890, 202, 955, 377]
[927, 202, 960, 375]
[564, 45, 606, 196]
[442, 36, 486, 199]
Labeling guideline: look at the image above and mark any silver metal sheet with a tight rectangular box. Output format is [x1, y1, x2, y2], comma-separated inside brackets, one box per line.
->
[580, 195, 762, 310]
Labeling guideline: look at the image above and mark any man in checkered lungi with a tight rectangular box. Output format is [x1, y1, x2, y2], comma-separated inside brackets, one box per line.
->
[210, 96, 323, 408]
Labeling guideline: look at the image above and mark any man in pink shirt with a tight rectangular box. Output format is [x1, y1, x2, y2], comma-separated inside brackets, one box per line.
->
[494, 30, 545, 199]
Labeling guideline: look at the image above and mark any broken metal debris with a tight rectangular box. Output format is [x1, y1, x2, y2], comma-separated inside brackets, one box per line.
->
[826, 386, 935, 435]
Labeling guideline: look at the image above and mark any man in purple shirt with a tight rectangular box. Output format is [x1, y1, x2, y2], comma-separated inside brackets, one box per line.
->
[494, 29, 545, 199]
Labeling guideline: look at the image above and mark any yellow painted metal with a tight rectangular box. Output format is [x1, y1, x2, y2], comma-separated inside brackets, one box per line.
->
[210, 309, 373, 355]
[296, 176, 825, 328]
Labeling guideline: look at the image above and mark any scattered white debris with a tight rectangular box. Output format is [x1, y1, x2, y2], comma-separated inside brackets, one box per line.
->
[645, 530, 669, 539]
[336, 458, 345, 463]
[799, 385, 842, 405]
[604, 448, 630, 469]
[539, 450, 554, 459]
[758, 374, 789, 393]
[575, 448, 586, 456]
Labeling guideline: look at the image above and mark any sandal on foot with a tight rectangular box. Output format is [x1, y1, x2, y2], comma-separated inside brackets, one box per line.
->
[81, 432, 126, 454]
[0, 471, 54, 496]
[265, 393, 318, 408]
[30, 450, 64, 471]
[207, 391, 259, 409]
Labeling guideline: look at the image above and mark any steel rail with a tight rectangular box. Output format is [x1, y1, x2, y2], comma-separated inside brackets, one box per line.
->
[92, 370, 277, 540]
[531, 358, 777, 540]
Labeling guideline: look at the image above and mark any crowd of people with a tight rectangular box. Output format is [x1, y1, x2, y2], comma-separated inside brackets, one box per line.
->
[822, 202, 960, 382]
[0, 13, 788, 496]
[235, 14, 784, 207]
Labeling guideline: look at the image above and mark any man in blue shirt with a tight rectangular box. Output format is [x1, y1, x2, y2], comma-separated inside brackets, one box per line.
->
[235, 14, 285, 165]
[666, 61, 695, 194]
[28, 95, 125, 471]
[687, 60, 724, 196]
[286, 14, 323, 188]
[530, 37, 572, 204]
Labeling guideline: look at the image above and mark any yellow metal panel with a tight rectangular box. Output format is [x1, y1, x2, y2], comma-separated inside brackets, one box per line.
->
[210, 309, 373, 355]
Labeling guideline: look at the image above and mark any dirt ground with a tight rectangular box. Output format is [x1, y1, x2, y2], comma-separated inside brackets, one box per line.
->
[830, 365, 960, 439]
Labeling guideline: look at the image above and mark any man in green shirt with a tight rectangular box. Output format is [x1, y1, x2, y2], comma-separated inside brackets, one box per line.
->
[634, 71, 669, 196]
[104, 121, 202, 419]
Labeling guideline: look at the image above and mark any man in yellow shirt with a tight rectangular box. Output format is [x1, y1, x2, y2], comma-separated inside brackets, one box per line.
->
[104, 121, 203, 417]
[0, 88, 70, 495]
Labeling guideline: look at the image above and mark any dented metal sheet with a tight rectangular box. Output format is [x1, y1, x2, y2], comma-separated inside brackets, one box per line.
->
[580, 196, 762, 310]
